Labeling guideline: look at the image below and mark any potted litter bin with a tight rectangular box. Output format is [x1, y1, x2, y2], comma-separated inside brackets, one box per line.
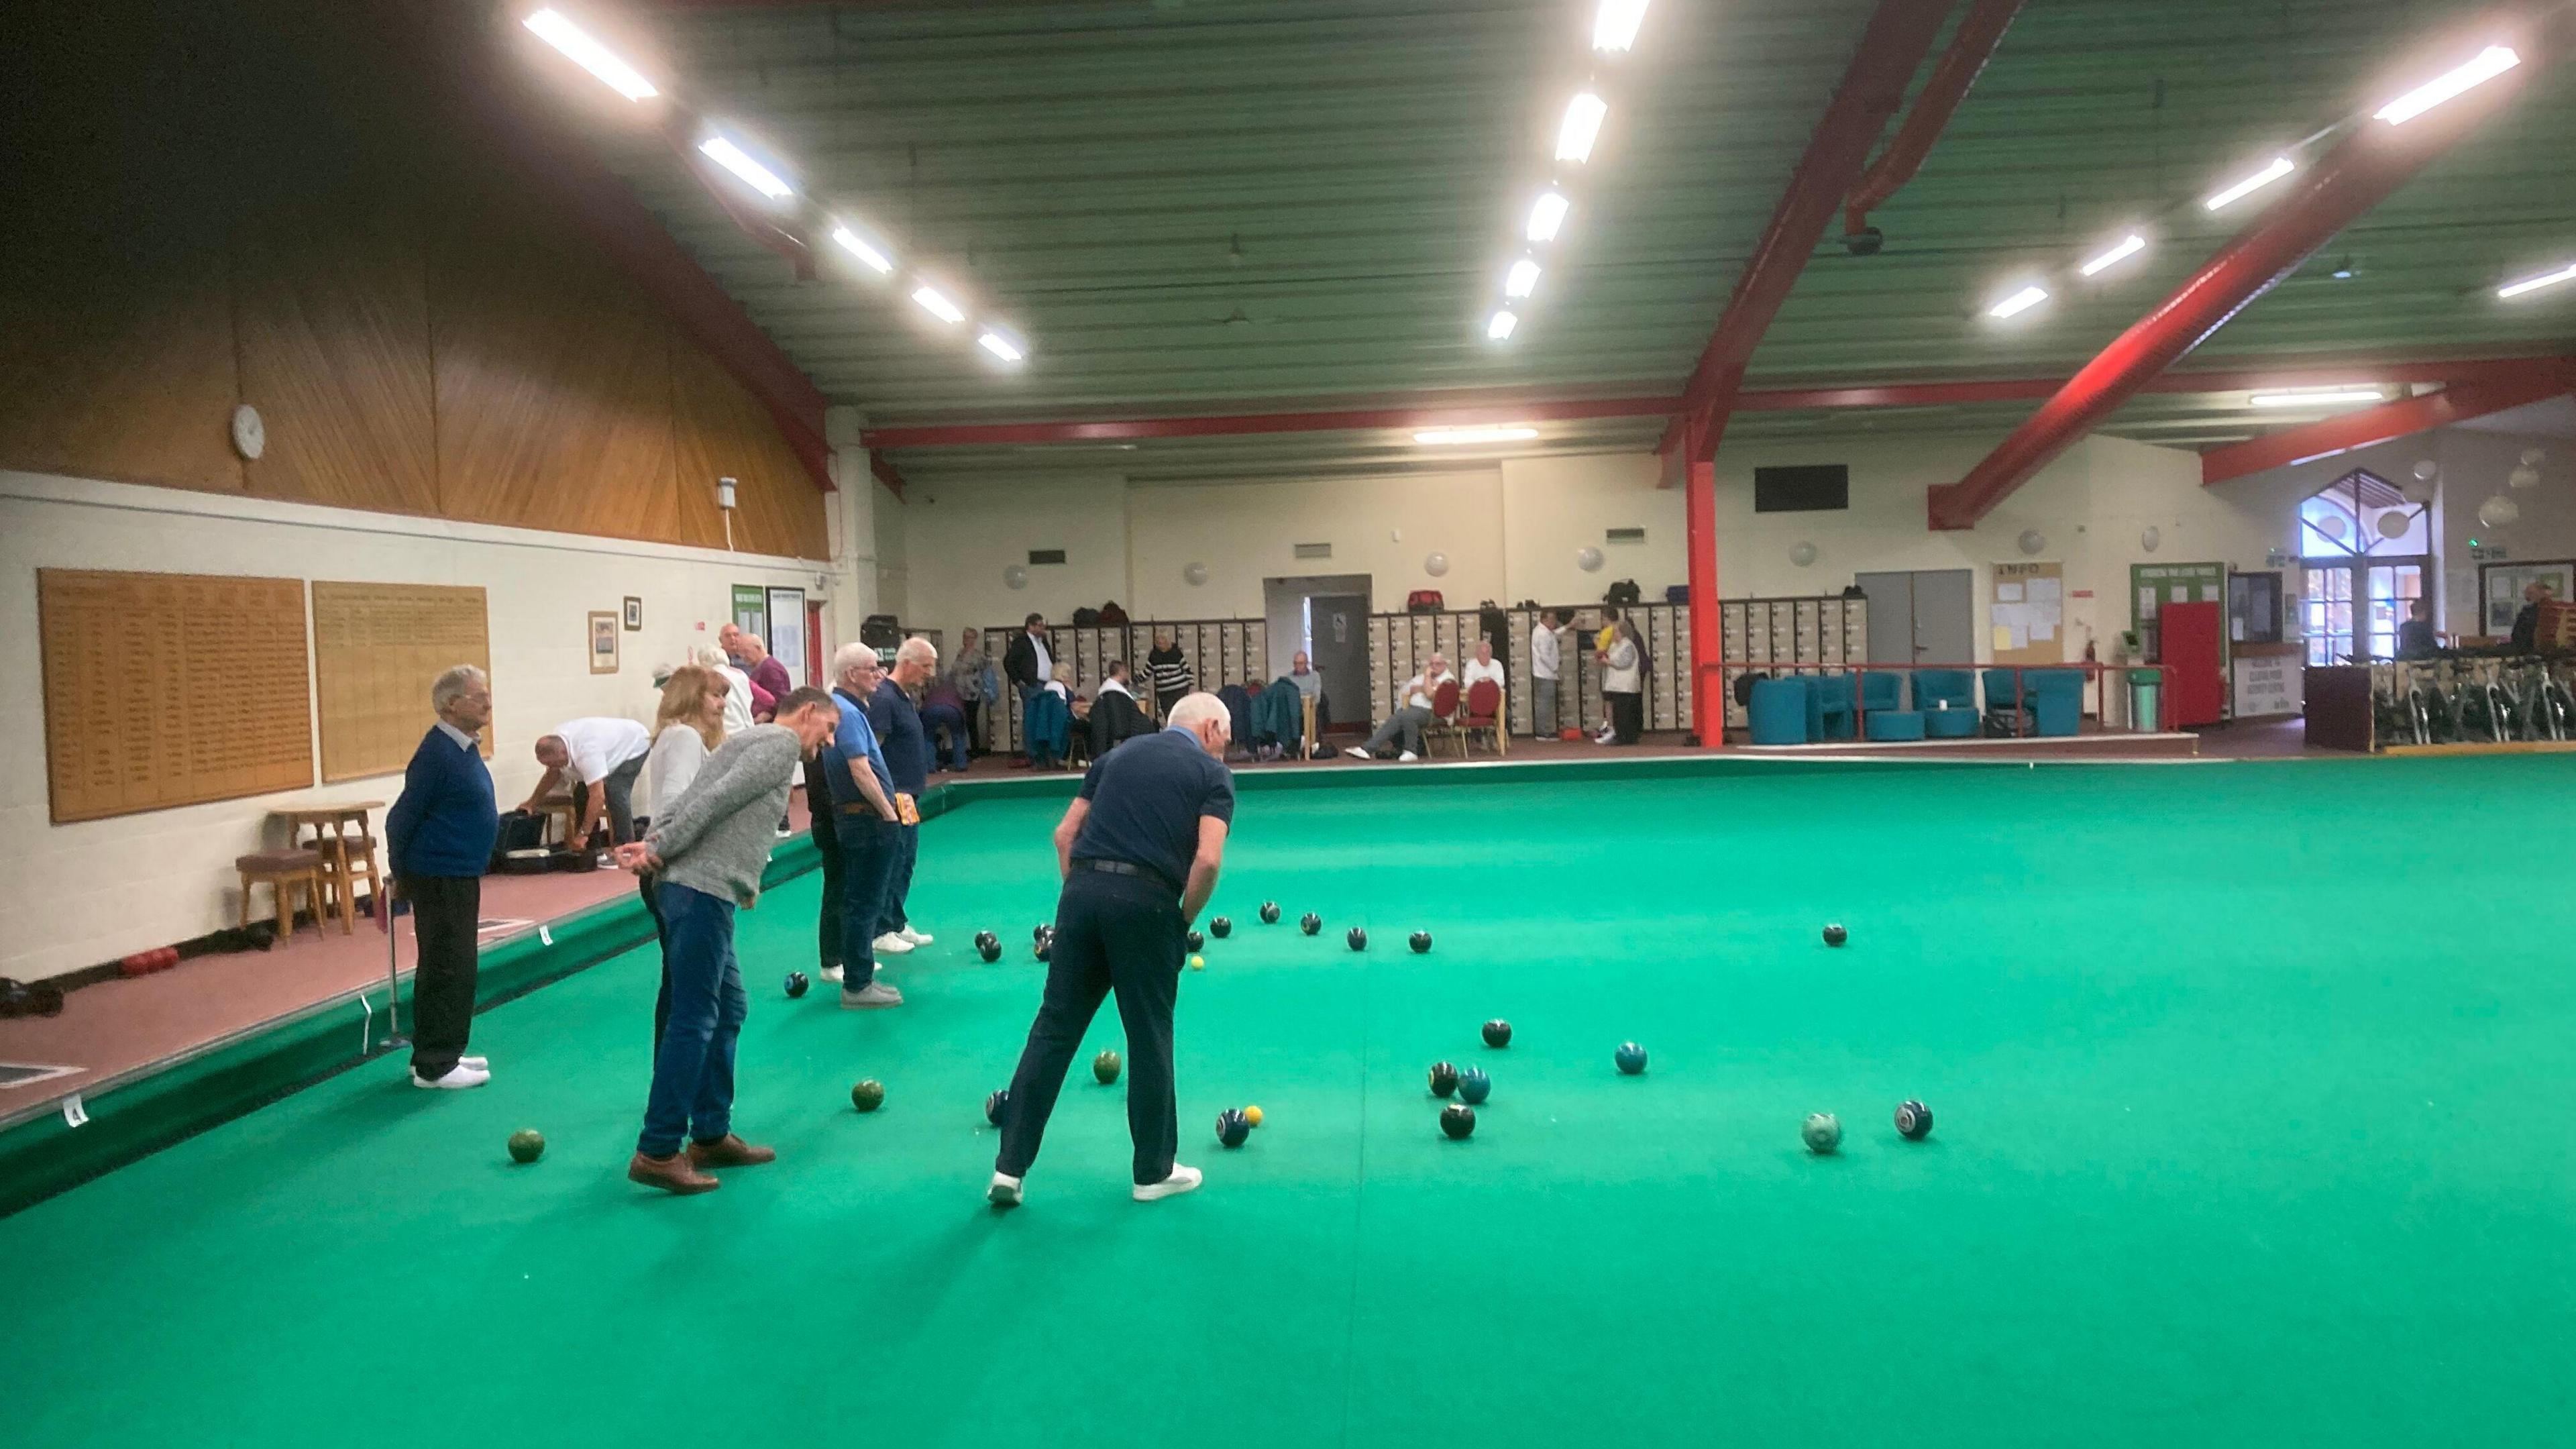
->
[2127, 668, 2163, 733]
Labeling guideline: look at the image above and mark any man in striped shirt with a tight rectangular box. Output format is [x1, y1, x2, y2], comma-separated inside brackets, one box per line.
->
[1146, 628, 1193, 718]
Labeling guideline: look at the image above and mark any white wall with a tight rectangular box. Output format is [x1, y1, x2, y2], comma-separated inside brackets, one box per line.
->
[1, 468, 837, 981]
[2206, 426, 2575, 634]
[1714, 433, 2280, 660]
[881, 418, 2569, 690]
[903, 453, 1685, 636]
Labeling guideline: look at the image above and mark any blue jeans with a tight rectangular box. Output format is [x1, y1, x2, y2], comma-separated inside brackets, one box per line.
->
[876, 822, 918, 936]
[839, 812, 900, 990]
[920, 702, 971, 771]
[638, 883, 746, 1157]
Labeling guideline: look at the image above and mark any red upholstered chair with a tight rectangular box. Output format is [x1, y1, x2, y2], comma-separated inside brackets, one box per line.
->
[1460, 678, 1506, 757]
[1421, 678, 1466, 759]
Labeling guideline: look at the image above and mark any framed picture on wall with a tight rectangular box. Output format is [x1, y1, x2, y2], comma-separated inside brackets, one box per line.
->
[2480, 560, 2575, 634]
[623, 596, 642, 631]
[588, 610, 619, 674]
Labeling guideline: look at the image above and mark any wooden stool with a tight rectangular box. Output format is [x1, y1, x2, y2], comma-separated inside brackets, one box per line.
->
[235, 848, 325, 949]
[272, 802, 384, 935]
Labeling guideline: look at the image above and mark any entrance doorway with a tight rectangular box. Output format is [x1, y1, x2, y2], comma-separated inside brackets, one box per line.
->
[1264, 574, 1369, 735]
[1854, 569, 1975, 669]
[2298, 468, 2431, 665]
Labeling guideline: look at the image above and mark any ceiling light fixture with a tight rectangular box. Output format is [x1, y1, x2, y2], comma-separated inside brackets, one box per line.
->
[910, 285, 966, 325]
[1486, 310, 1519, 341]
[697, 134, 792, 201]
[829, 225, 894, 275]
[2374, 44, 2520, 125]
[522, 9, 657, 101]
[2249, 386, 2389, 407]
[1526, 191, 1569, 242]
[2497, 260, 2576, 299]
[977, 331, 1026, 364]
[1593, 0, 1652, 53]
[1987, 284, 2049, 319]
[2204, 156, 2295, 211]
[1556, 92, 1608, 164]
[1416, 427, 1540, 445]
[1505, 258, 1541, 299]
[2080, 233, 2147, 277]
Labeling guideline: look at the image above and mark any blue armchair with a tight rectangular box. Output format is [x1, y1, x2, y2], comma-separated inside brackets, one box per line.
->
[1748, 677, 1810, 745]
[1913, 669, 1976, 712]
[2027, 669, 2086, 737]
[1860, 672, 1904, 714]
[1808, 674, 1857, 741]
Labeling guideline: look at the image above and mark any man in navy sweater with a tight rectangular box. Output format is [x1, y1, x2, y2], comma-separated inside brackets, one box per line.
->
[385, 665, 501, 1090]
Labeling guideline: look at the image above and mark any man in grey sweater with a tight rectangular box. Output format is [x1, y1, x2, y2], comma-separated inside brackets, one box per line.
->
[614, 686, 839, 1195]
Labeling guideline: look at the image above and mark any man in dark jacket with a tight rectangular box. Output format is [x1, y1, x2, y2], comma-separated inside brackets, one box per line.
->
[384, 665, 500, 1091]
[1003, 612, 1053, 767]
[1089, 660, 1154, 757]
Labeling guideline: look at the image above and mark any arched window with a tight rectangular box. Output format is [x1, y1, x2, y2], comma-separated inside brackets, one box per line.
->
[2300, 470, 2431, 665]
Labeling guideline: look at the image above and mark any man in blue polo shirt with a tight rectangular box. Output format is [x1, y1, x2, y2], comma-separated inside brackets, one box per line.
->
[820, 643, 905, 1009]
[988, 691, 1235, 1208]
[865, 637, 939, 958]
[384, 665, 500, 1090]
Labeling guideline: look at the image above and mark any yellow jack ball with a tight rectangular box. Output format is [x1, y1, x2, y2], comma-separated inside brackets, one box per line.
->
[1242, 1105, 1263, 1127]
[1188, 954, 1205, 971]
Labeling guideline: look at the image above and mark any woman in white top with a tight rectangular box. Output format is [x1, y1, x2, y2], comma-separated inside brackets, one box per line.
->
[1599, 620, 1644, 746]
[642, 663, 730, 1043]
[1460, 637, 1507, 694]
[690, 643, 757, 739]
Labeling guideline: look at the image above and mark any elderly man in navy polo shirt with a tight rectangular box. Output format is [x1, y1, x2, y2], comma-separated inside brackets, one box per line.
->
[384, 665, 500, 1090]
[988, 691, 1235, 1208]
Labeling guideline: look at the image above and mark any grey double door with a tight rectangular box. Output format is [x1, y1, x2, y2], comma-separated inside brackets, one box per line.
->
[1855, 569, 1974, 669]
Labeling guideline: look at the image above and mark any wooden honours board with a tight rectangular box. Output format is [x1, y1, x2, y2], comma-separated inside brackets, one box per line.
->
[311, 582, 492, 783]
[39, 570, 315, 824]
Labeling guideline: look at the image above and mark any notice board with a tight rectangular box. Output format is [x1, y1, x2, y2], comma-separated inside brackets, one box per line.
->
[311, 582, 493, 783]
[1990, 561, 2064, 665]
[38, 569, 313, 824]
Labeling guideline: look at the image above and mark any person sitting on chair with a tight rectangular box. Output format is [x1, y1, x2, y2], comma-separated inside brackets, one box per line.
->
[2510, 580, 2556, 655]
[1089, 660, 1155, 757]
[1346, 653, 1452, 763]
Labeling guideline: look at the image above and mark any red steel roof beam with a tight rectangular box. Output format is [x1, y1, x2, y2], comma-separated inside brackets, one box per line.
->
[2196, 361, 2576, 486]
[1927, 19, 2559, 531]
[1660, 0, 1953, 472]
[1843, 0, 2025, 239]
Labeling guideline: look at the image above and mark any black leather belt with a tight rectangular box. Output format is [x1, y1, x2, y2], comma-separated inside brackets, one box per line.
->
[1076, 857, 1179, 896]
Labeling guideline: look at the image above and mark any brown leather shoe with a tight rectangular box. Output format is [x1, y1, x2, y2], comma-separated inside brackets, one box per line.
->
[686, 1134, 777, 1169]
[628, 1150, 720, 1194]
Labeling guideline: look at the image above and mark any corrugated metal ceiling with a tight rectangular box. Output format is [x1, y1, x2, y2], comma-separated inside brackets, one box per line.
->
[568, 0, 2576, 482]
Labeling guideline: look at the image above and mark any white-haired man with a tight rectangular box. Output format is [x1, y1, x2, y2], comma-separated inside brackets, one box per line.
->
[866, 637, 941, 955]
[988, 691, 1234, 1208]
[1346, 652, 1453, 763]
[821, 643, 906, 1008]
[384, 665, 498, 1089]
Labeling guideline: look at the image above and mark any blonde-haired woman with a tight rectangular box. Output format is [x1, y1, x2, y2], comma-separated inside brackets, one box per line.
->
[643, 663, 730, 1046]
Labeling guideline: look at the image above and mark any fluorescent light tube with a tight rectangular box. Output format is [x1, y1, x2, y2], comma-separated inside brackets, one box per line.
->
[1526, 192, 1569, 242]
[523, 9, 657, 101]
[1557, 92, 1608, 164]
[2375, 45, 2520, 125]
[2204, 156, 2294, 211]
[2080, 233, 2147, 276]
[698, 136, 792, 201]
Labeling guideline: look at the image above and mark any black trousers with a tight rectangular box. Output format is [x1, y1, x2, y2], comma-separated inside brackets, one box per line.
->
[812, 801, 845, 971]
[838, 812, 902, 989]
[400, 874, 482, 1078]
[1608, 690, 1644, 745]
[997, 869, 1183, 1185]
